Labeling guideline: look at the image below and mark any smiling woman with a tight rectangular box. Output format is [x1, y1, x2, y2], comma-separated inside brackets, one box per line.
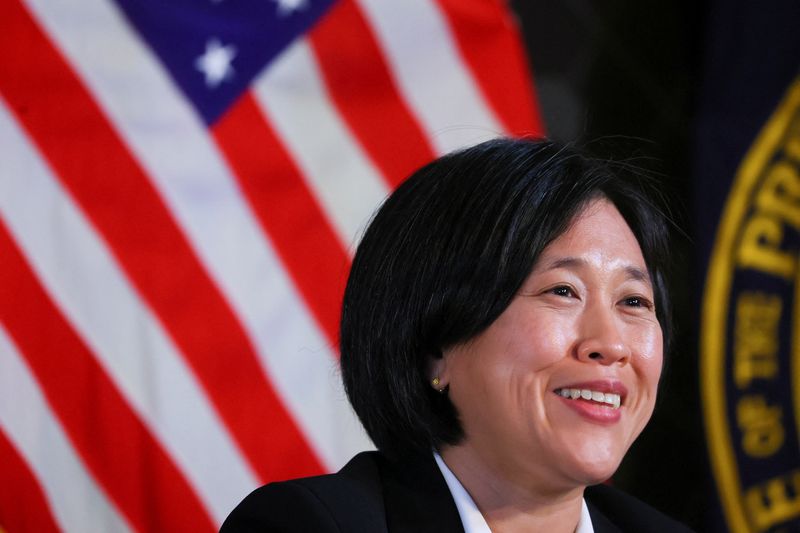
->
[221, 138, 694, 532]
[436, 199, 664, 525]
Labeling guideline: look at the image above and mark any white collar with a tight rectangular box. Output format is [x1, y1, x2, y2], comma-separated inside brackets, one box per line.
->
[433, 452, 595, 533]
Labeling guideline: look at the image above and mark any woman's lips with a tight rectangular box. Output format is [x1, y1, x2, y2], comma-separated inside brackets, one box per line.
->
[557, 388, 621, 408]
[553, 380, 628, 424]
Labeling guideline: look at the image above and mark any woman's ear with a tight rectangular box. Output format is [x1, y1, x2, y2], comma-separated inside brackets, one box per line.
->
[427, 349, 448, 392]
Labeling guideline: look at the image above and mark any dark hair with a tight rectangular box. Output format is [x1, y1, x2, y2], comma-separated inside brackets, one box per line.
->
[340, 137, 672, 460]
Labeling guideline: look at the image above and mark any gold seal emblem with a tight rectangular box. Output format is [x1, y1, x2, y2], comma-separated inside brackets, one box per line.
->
[702, 77, 800, 533]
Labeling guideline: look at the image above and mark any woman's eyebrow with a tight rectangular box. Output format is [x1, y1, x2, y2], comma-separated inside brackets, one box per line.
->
[625, 266, 652, 286]
[537, 257, 585, 272]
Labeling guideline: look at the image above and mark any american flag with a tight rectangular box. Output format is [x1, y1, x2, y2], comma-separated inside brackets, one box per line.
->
[0, 0, 542, 531]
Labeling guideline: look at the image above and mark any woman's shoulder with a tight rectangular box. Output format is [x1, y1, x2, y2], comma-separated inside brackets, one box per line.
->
[219, 452, 387, 532]
[585, 484, 695, 533]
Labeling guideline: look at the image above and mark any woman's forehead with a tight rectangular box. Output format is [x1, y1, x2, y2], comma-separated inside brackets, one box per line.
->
[529, 199, 649, 278]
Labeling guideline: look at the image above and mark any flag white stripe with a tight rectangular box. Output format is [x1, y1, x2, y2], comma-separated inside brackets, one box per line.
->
[0, 325, 133, 533]
[0, 98, 258, 525]
[21, 0, 370, 470]
[253, 39, 391, 251]
[354, 0, 505, 154]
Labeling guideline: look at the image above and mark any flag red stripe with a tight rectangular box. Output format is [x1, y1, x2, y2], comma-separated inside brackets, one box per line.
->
[0, 429, 60, 533]
[0, 222, 216, 533]
[214, 94, 350, 345]
[0, 0, 323, 482]
[310, 0, 436, 188]
[433, 0, 544, 136]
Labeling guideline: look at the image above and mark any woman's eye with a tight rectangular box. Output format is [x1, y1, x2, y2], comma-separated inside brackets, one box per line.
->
[550, 286, 574, 298]
[623, 296, 653, 309]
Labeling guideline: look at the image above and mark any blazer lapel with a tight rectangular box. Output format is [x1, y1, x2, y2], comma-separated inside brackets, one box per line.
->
[587, 499, 623, 533]
[379, 453, 466, 533]
[324, 452, 390, 533]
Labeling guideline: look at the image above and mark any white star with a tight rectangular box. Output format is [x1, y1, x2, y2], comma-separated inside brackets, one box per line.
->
[273, 0, 308, 17]
[195, 38, 237, 89]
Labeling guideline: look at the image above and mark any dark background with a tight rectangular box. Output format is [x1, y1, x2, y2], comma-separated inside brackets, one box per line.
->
[510, 1, 708, 529]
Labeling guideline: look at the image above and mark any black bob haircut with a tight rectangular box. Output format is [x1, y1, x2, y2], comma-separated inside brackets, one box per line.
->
[340, 137, 672, 460]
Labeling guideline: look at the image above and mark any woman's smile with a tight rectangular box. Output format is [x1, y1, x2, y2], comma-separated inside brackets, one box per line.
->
[553, 384, 625, 424]
[555, 379, 628, 407]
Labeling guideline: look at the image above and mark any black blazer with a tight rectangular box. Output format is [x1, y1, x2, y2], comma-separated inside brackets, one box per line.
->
[221, 451, 693, 532]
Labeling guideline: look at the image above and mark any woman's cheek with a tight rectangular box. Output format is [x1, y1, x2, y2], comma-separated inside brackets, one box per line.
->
[625, 321, 663, 361]
[631, 324, 664, 390]
[526, 317, 573, 369]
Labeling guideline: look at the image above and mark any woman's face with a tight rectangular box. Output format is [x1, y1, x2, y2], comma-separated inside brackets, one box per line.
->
[437, 198, 663, 491]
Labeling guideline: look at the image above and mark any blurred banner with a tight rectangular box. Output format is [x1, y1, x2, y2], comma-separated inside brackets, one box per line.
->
[696, 1, 800, 532]
[0, 1, 541, 531]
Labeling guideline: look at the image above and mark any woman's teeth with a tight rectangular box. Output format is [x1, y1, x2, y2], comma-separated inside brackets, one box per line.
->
[556, 388, 621, 409]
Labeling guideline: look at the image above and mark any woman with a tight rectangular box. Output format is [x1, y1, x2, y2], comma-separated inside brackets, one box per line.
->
[221, 138, 693, 532]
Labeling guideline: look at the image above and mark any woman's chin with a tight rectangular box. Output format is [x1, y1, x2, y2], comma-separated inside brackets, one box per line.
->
[575, 460, 620, 486]
[558, 443, 625, 487]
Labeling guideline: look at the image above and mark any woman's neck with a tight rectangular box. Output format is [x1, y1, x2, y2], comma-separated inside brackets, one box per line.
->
[440, 445, 585, 533]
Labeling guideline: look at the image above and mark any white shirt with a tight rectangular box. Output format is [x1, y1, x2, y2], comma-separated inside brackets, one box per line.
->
[433, 452, 595, 533]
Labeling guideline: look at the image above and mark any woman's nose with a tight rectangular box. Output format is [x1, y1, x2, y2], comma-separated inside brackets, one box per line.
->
[575, 303, 631, 365]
